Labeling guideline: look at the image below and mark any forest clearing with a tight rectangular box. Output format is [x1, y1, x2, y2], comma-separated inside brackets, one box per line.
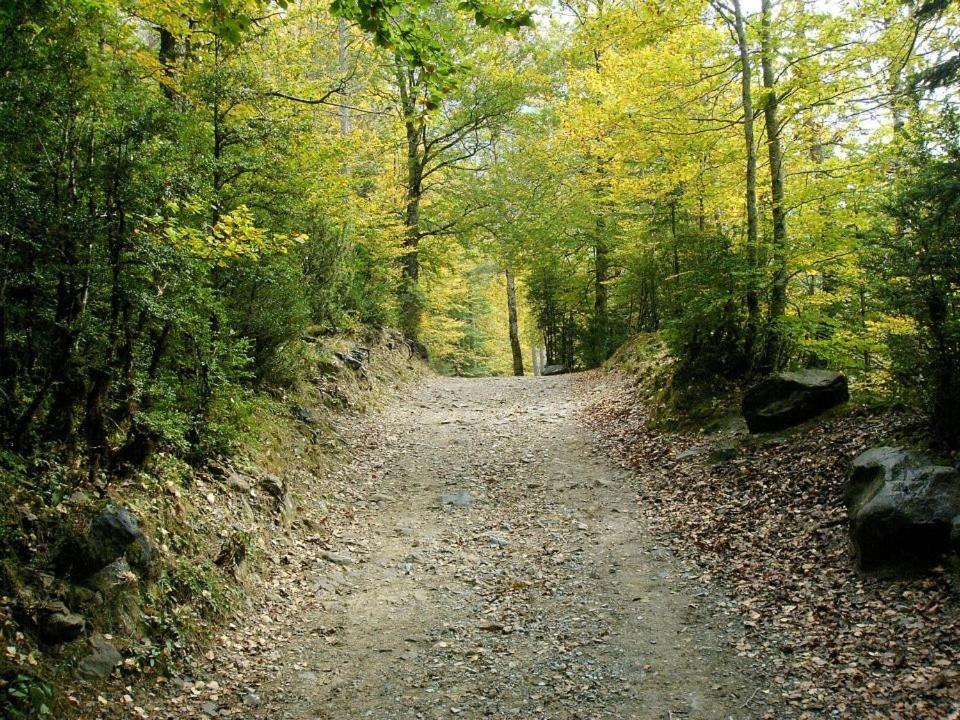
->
[2, 0, 960, 718]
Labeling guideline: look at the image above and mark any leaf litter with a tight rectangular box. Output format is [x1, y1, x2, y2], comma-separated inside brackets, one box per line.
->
[579, 370, 960, 720]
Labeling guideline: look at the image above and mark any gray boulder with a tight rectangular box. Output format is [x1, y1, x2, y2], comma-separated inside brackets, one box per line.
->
[58, 504, 153, 578]
[845, 447, 960, 572]
[78, 635, 122, 679]
[742, 369, 848, 433]
[541, 364, 568, 376]
[92, 504, 141, 548]
[90, 504, 154, 569]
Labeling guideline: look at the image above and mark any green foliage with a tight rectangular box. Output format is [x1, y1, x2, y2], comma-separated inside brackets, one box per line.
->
[331, 0, 532, 108]
[525, 262, 587, 369]
[0, 673, 54, 720]
[422, 255, 502, 376]
[464, 0, 960, 453]
[2, 0, 960, 476]
[0, 0, 406, 475]
[138, 556, 241, 668]
[660, 232, 754, 382]
[871, 113, 960, 446]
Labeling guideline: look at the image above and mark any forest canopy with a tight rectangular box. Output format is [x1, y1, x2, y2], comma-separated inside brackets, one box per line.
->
[1, 0, 959, 482]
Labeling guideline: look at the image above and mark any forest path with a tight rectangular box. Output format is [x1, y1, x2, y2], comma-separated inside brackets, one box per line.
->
[161, 376, 769, 720]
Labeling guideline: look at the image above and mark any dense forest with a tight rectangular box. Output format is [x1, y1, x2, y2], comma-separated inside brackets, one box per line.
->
[2, 0, 959, 471]
[2, 0, 960, 716]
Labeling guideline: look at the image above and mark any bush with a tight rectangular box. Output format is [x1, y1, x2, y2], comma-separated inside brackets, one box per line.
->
[872, 115, 960, 447]
[0, 673, 54, 720]
[662, 232, 753, 382]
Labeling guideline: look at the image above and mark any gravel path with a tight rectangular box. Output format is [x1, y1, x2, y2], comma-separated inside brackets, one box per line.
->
[150, 376, 776, 720]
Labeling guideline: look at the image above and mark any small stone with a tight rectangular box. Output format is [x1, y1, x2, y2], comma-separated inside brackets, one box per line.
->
[477, 621, 505, 633]
[440, 490, 472, 508]
[320, 550, 353, 565]
[484, 533, 510, 548]
[226, 473, 252, 493]
[293, 404, 319, 425]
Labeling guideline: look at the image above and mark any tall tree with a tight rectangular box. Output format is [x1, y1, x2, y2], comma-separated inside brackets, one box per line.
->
[759, 0, 789, 370]
[505, 268, 524, 376]
[715, 0, 762, 360]
[389, 32, 530, 339]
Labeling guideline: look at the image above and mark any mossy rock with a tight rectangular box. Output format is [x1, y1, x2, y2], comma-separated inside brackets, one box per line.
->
[55, 504, 155, 580]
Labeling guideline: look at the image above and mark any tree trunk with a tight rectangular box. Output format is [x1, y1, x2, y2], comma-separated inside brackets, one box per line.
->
[670, 199, 679, 276]
[760, 0, 789, 371]
[158, 27, 178, 101]
[338, 18, 351, 135]
[730, 0, 761, 360]
[590, 37, 611, 368]
[505, 268, 524, 376]
[593, 235, 608, 363]
[396, 61, 425, 340]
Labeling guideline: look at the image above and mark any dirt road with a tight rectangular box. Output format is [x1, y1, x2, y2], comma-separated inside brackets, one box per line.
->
[151, 376, 776, 720]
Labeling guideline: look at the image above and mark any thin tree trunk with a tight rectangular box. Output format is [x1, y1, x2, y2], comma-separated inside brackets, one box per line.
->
[760, 0, 788, 370]
[158, 27, 178, 101]
[591, 40, 610, 367]
[505, 268, 524, 376]
[594, 233, 608, 363]
[670, 199, 679, 275]
[338, 18, 351, 135]
[395, 61, 424, 340]
[730, 0, 760, 360]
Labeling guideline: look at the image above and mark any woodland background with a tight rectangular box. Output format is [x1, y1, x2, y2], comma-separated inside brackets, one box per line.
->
[2, 0, 960, 716]
[3, 0, 960, 477]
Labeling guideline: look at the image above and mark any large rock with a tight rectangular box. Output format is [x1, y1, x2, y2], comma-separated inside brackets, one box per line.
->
[90, 504, 154, 569]
[78, 635, 122, 679]
[742, 369, 848, 433]
[36, 601, 86, 644]
[58, 504, 154, 579]
[541, 364, 568, 376]
[845, 447, 960, 572]
[91, 505, 141, 548]
[260, 474, 295, 525]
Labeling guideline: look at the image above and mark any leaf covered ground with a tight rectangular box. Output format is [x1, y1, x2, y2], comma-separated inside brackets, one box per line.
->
[68, 375, 779, 719]
[580, 370, 960, 719]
